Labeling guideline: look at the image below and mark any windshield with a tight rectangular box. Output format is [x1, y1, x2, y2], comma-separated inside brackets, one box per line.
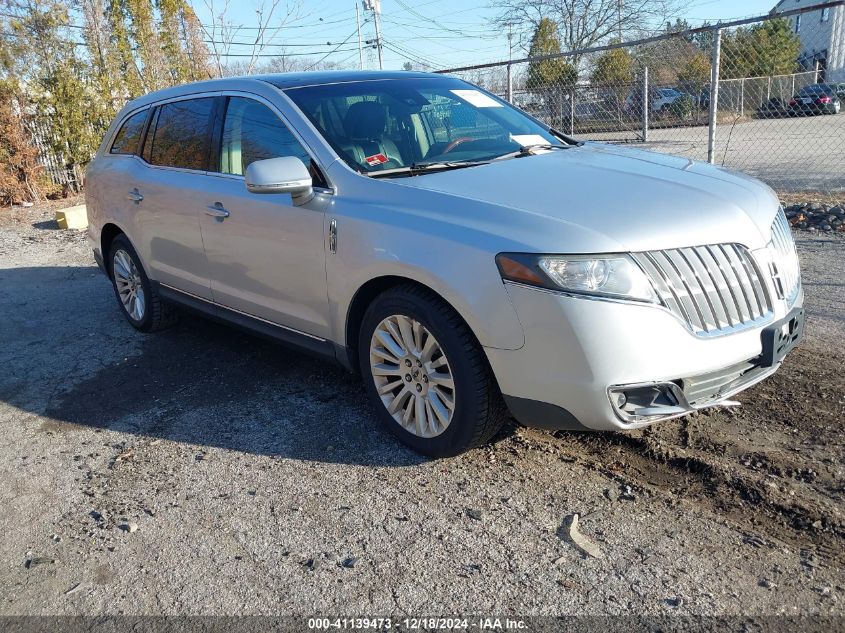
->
[284, 76, 562, 175]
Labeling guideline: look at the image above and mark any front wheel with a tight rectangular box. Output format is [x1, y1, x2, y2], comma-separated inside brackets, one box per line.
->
[358, 285, 506, 457]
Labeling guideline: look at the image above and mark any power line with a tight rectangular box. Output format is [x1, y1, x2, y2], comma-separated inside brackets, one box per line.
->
[220, 47, 360, 58]
[0, 30, 361, 58]
[305, 28, 361, 70]
[381, 39, 445, 70]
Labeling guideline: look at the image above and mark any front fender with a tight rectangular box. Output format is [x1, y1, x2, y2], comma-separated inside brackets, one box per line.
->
[327, 214, 525, 351]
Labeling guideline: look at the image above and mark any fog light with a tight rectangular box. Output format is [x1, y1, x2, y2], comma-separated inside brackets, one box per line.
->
[609, 383, 689, 423]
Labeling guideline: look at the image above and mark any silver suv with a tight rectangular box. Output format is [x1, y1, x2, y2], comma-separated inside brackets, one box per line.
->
[86, 71, 804, 457]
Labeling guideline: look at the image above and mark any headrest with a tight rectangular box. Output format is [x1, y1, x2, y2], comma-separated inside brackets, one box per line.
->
[344, 101, 387, 140]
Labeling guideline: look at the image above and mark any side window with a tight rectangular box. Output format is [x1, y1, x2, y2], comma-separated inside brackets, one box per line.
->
[145, 98, 215, 170]
[219, 97, 327, 187]
[110, 109, 148, 155]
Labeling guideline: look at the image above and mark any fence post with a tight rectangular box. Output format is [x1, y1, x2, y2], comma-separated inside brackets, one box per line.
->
[739, 78, 744, 115]
[570, 89, 575, 135]
[642, 66, 649, 143]
[506, 62, 513, 103]
[707, 27, 722, 165]
[767, 76, 771, 103]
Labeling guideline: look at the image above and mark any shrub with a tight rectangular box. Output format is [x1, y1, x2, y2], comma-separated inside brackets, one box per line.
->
[669, 95, 695, 120]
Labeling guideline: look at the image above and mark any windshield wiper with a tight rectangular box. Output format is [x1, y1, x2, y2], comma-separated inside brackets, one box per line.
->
[367, 160, 492, 178]
[366, 144, 571, 178]
[511, 143, 570, 157]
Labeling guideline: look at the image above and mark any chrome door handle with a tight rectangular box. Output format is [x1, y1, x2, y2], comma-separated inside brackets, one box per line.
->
[127, 189, 143, 203]
[205, 203, 230, 220]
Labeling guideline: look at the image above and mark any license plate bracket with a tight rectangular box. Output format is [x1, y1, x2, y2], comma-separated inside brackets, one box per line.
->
[760, 307, 804, 368]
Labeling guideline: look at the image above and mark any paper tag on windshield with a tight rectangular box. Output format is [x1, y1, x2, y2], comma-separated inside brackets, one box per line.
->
[450, 89, 503, 108]
[511, 134, 550, 147]
[364, 153, 388, 166]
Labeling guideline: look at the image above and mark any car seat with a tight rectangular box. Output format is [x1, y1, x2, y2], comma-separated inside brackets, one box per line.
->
[342, 101, 404, 169]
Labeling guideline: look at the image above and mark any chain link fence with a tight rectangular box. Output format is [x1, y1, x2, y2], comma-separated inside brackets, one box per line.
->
[437, 1, 845, 200]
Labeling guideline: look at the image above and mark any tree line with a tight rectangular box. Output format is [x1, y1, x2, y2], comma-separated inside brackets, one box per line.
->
[0, 0, 213, 204]
[0, 0, 325, 205]
[521, 14, 803, 119]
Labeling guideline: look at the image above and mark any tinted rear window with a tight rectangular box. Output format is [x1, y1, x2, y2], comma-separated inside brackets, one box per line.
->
[799, 85, 832, 95]
[110, 110, 148, 155]
[145, 98, 215, 170]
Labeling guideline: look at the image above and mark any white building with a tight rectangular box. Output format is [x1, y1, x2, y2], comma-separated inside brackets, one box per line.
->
[772, 0, 845, 82]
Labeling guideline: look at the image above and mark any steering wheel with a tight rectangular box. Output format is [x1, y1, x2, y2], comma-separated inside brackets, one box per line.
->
[443, 136, 474, 154]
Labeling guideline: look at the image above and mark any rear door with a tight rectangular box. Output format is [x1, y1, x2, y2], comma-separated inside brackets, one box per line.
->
[132, 95, 219, 299]
[198, 95, 332, 338]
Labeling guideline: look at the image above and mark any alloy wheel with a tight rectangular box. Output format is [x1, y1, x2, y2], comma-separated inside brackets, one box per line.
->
[113, 249, 145, 322]
[369, 314, 455, 438]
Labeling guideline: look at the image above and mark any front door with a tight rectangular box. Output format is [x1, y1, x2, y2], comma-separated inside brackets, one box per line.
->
[198, 96, 332, 339]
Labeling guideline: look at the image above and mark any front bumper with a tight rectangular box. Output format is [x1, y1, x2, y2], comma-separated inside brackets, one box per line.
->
[487, 281, 804, 432]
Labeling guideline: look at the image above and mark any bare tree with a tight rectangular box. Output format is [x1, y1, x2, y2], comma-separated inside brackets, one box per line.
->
[201, 0, 303, 78]
[222, 53, 350, 77]
[202, 0, 240, 78]
[492, 0, 682, 66]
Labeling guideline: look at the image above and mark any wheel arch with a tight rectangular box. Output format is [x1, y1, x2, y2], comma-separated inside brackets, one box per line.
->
[100, 222, 127, 272]
[343, 275, 477, 373]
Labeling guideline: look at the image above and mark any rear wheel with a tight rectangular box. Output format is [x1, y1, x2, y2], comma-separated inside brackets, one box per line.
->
[108, 234, 177, 332]
[358, 285, 506, 457]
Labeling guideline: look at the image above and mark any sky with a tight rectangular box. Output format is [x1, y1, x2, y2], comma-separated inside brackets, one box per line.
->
[189, 0, 783, 71]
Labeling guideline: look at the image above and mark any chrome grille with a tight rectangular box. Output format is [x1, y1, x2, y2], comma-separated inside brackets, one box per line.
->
[632, 244, 773, 336]
[768, 208, 801, 304]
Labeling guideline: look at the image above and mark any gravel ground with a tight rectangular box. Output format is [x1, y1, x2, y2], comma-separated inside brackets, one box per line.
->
[0, 203, 842, 617]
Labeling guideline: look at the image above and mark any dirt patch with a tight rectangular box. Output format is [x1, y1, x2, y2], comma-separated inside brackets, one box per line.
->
[0, 212, 842, 616]
[0, 195, 85, 229]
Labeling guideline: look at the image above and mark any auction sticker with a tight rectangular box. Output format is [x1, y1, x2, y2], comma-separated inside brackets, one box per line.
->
[450, 89, 503, 108]
[365, 153, 389, 166]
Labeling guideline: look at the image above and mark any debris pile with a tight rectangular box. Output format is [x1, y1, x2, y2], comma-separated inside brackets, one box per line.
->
[783, 202, 845, 232]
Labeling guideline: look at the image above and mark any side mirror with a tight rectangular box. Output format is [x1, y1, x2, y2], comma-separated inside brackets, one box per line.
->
[245, 156, 313, 202]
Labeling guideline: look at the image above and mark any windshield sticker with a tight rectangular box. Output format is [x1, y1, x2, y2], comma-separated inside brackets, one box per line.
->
[364, 153, 389, 166]
[511, 134, 550, 147]
[450, 89, 503, 108]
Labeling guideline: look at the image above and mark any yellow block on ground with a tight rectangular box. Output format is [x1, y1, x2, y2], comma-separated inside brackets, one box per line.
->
[56, 204, 88, 230]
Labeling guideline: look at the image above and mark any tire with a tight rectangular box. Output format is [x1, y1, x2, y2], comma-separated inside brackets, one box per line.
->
[358, 285, 507, 457]
[108, 234, 177, 332]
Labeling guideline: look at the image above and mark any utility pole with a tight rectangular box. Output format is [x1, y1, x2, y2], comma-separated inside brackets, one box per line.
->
[617, 0, 623, 42]
[506, 23, 513, 103]
[363, 0, 384, 70]
[356, 2, 364, 70]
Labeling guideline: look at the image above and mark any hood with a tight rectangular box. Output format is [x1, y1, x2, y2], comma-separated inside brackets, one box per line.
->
[390, 143, 779, 253]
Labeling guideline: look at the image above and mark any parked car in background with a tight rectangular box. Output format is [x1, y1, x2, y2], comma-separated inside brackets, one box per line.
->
[788, 84, 842, 115]
[625, 87, 689, 115]
[86, 71, 804, 457]
[828, 82, 845, 100]
[756, 97, 788, 119]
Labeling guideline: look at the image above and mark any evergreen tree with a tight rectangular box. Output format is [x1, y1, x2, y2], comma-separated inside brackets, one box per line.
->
[526, 18, 576, 92]
[177, 1, 212, 81]
[526, 19, 577, 127]
[80, 0, 123, 124]
[720, 19, 801, 79]
[107, 0, 144, 97]
[591, 46, 635, 87]
[126, 0, 167, 91]
[677, 52, 711, 95]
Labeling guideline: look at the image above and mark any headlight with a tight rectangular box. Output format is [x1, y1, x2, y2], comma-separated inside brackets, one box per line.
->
[496, 253, 659, 303]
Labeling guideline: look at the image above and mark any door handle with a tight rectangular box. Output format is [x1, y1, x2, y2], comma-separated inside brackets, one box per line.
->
[127, 189, 143, 203]
[205, 203, 230, 220]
